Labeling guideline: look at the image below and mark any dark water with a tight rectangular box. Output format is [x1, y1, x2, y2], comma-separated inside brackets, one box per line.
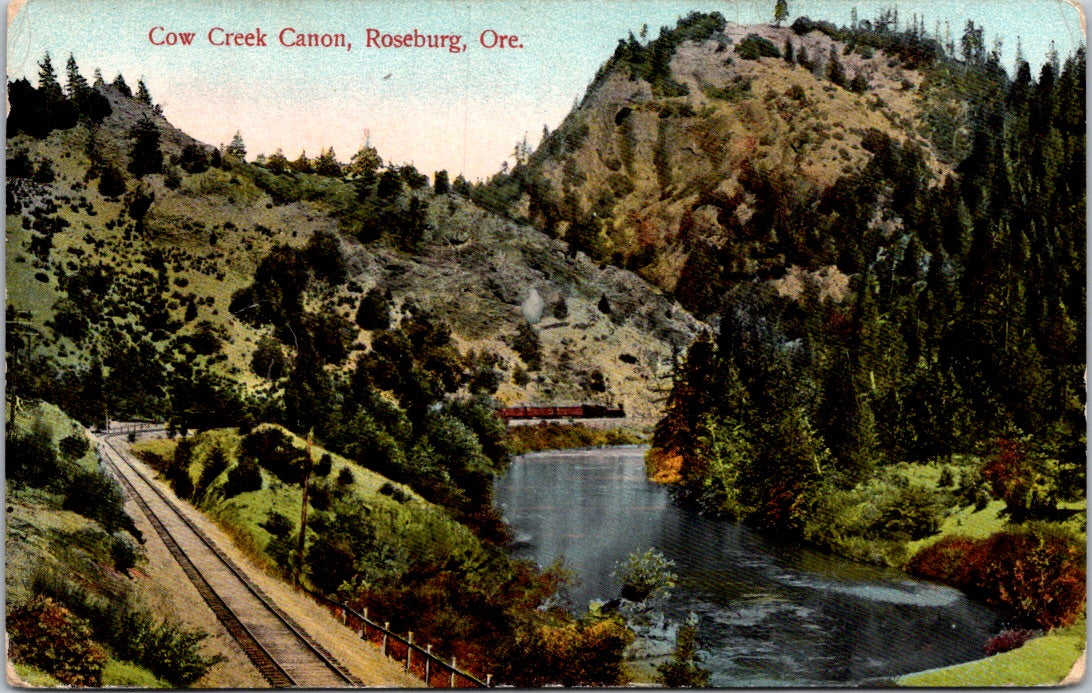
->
[494, 447, 1005, 687]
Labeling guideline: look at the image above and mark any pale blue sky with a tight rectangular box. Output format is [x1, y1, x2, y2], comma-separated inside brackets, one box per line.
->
[7, 0, 1085, 180]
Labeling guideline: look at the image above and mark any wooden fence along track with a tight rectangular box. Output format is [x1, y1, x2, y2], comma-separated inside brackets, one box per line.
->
[97, 427, 360, 688]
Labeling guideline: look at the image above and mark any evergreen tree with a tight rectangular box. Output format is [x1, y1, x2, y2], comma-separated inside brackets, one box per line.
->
[127, 114, 163, 177]
[347, 144, 383, 177]
[377, 169, 403, 199]
[783, 38, 795, 65]
[225, 131, 247, 162]
[112, 73, 132, 97]
[37, 52, 64, 102]
[796, 45, 811, 70]
[64, 54, 89, 100]
[266, 148, 289, 173]
[355, 287, 392, 330]
[657, 620, 711, 687]
[773, 0, 789, 27]
[135, 78, 153, 104]
[289, 150, 313, 173]
[434, 170, 450, 194]
[314, 147, 341, 176]
[552, 295, 569, 319]
[827, 45, 847, 87]
[453, 174, 471, 196]
[178, 143, 210, 173]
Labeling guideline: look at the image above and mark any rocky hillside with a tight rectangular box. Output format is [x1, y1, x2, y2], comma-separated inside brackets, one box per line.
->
[6, 78, 700, 421]
[486, 12, 970, 315]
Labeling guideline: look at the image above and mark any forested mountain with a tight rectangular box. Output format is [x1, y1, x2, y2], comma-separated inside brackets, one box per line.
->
[637, 13, 1086, 534]
[475, 9, 1085, 622]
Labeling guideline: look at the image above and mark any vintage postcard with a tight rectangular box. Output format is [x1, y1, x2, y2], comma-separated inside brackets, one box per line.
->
[5, 0, 1086, 687]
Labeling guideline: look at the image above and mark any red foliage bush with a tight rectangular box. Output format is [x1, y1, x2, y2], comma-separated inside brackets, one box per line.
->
[7, 595, 106, 686]
[983, 629, 1037, 655]
[907, 525, 1086, 629]
[906, 535, 982, 588]
[978, 526, 1086, 629]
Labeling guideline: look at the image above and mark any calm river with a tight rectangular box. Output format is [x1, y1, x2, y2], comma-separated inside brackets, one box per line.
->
[494, 446, 1005, 686]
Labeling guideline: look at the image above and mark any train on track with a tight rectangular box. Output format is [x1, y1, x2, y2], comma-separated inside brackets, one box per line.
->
[495, 404, 625, 420]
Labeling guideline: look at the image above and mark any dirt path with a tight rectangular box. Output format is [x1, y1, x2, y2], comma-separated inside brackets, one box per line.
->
[1061, 649, 1085, 685]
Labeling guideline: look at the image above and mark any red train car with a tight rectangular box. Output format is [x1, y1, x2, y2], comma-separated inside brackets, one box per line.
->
[495, 404, 626, 420]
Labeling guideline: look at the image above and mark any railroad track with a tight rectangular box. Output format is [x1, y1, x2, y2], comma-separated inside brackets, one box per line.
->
[97, 426, 361, 688]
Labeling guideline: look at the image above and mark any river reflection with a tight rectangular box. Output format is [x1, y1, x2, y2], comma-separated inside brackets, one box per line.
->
[494, 447, 1004, 686]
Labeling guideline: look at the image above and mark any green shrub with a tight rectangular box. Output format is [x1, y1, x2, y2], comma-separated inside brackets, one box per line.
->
[29, 571, 226, 687]
[195, 446, 230, 501]
[6, 417, 62, 489]
[658, 620, 710, 687]
[735, 34, 780, 60]
[108, 599, 226, 686]
[222, 457, 263, 498]
[63, 468, 139, 535]
[58, 433, 90, 461]
[612, 548, 677, 603]
[501, 615, 635, 686]
[511, 322, 542, 371]
[241, 427, 308, 484]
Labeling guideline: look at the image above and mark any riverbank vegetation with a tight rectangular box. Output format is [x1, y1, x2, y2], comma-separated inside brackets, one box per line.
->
[133, 425, 634, 686]
[5, 401, 224, 687]
[647, 7, 1086, 655]
[504, 421, 647, 455]
[895, 616, 1085, 686]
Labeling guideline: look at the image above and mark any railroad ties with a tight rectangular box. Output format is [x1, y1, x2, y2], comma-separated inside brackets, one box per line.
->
[98, 430, 360, 688]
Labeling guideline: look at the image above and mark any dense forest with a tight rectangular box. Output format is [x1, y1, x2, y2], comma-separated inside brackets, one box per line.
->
[645, 13, 1085, 628]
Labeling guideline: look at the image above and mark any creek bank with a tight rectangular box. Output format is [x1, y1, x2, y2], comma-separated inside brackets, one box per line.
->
[495, 447, 1006, 686]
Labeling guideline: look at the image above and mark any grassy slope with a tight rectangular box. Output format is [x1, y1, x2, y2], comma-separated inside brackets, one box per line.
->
[5, 402, 172, 686]
[133, 424, 485, 581]
[891, 461, 1087, 686]
[896, 618, 1085, 686]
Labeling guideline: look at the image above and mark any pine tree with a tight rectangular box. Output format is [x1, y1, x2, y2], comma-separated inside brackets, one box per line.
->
[128, 114, 163, 177]
[135, 78, 153, 104]
[64, 54, 89, 100]
[552, 295, 569, 319]
[355, 287, 392, 330]
[225, 131, 247, 162]
[290, 150, 313, 173]
[38, 52, 63, 102]
[657, 621, 711, 687]
[433, 170, 450, 194]
[347, 144, 383, 177]
[773, 0, 789, 27]
[266, 148, 289, 173]
[112, 74, 132, 97]
[313, 147, 341, 175]
[783, 38, 795, 65]
[453, 174, 471, 196]
[796, 45, 811, 70]
[827, 46, 847, 87]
